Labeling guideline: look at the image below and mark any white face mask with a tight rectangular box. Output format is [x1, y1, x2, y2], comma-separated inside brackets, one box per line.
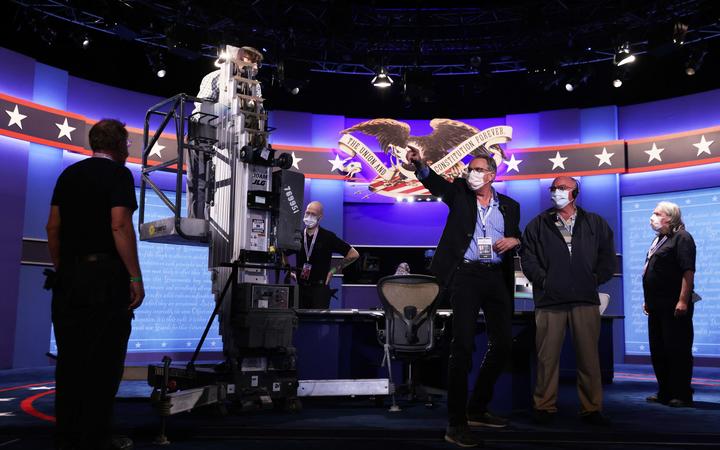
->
[467, 170, 488, 191]
[551, 190, 571, 209]
[303, 214, 319, 229]
[650, 215, 664, 232]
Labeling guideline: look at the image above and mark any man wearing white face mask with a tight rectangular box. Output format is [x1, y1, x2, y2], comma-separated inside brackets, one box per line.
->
[520, 176, 616, 427]
[408, 148, 521, 448]
[292, 201, 359, 309]
[642, 202, 696, 408]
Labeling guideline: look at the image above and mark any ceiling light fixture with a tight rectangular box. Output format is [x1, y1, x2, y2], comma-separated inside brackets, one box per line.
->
[371, 67, 393, 88]
[614, 43, 636, 66]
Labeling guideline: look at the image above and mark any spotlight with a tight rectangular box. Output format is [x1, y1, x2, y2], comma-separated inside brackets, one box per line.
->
[685, 50, 707, 76]
[613, 78, 623, 88]
[396, 197, 403, 203]
[614, 43, 636, 66]
[672, 22, 688, 45]
[147, 52, 167, 78]
[371, 67, 393, 88]
[407, 196, 415, 203]
[82, 36, 90, 49]
[565, 82, 574, 92]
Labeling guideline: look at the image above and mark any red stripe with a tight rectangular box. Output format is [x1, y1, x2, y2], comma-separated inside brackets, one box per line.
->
[303, 173, 349, 180]
[0, 382, 55, 393]
[498, 167, 624, 180]
[513, 140, 624, 153]
[273, 144, 336, 153]
[627, 157, 720, 173]
[627, 124, 720, 144]
[0, 92, 85, 120]
[20, 390, 56, 423]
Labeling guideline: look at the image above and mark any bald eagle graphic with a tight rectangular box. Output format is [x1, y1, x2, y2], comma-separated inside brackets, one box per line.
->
[340, 118, 506, 176]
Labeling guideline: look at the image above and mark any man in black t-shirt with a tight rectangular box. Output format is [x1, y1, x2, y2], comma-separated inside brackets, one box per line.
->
[292, 201, 359, 309]
[46, 119, 143, 450]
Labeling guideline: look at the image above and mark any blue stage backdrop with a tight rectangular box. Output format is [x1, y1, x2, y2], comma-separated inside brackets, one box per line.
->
[622, 187, 720, 357]
[50, 188, 218, 354]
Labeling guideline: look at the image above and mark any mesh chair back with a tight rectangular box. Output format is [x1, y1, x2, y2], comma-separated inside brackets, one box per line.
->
[377, 275, 441, 353]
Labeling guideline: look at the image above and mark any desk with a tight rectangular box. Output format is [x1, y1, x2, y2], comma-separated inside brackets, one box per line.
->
[294, 309, 620, 412]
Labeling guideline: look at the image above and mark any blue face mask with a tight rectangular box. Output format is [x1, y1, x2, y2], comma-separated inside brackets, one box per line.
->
[551, 190, 571, 209]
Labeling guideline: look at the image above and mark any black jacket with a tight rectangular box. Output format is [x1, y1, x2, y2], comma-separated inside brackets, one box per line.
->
[418, 168, 521, 295]
[520, 207, 616, 308]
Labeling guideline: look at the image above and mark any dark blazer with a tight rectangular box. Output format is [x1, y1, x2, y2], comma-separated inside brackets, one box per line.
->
[520, 207, 616, 308]
[418, 168, 521, 295]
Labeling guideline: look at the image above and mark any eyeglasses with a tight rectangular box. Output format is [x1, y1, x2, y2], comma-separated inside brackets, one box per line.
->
[549, 185, 574, 192]
[468, 167, 493, 174]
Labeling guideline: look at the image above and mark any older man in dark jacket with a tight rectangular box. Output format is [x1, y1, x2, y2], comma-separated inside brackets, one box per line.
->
[520, 176, 615, 426]
[408, 148, 521, 448]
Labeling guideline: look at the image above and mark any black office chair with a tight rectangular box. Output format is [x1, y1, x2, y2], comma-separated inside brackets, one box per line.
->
[376, 274, 445, 411]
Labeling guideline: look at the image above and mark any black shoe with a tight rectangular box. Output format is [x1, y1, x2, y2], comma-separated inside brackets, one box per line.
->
[646, 394, 669, 405]
[444, 425, 484, 448]
[581, 411, 611, 426]
[107, 436, 134, 450]
[467, 411, 509, 428]
[532, 409, 556, 425]
[668, 398, 694, 408]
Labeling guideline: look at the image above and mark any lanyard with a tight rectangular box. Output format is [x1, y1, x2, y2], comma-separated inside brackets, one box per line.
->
[643, 235, 668, 275]
[303, 228, 319, 260]
[477, 201, 494, 237]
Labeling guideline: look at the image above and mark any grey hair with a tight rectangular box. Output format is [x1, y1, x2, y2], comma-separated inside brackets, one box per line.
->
[470, 153, 497, 173]
[655, 201, 685, 233]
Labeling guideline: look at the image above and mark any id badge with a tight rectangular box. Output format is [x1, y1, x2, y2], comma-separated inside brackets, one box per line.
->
[300, 262, 312, 280]
[477, 237, 493, 259]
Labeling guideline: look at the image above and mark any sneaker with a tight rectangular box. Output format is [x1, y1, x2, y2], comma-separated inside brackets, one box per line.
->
[467, 411, 509, 428]
[532, 409, 556, 425]
[444, 425, 484, 448]
[646, 394, 669, 405]
[107, 436, 134, 450]
[581, 411, 611, 426]
[668, 398, 694, 408]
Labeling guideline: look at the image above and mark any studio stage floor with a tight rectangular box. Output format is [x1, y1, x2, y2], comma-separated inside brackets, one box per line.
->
[0, 364, 718, 449]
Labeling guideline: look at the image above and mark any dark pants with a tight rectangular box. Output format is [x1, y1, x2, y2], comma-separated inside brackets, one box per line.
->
[648, 301, 694, 402]
[447, 264, 512, 426]
[298, 283, 332, 309]
[52, 259, 132, 449]
[186, 147, 209, 219]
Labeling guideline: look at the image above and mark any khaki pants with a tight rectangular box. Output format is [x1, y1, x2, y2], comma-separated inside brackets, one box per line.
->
[534, 304, 602, 414]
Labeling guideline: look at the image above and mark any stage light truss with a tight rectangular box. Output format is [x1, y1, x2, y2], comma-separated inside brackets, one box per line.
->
[11, 0, 720, 77]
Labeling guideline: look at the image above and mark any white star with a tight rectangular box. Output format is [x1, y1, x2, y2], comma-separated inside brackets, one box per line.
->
[713, 196, 718, 201]
[210, 341, 217, 347]
[594, 147, 615, 167]
[135, 342, 141, 348]
[685, 199, 691, 204]
[634, 203, 640, 208]
[692, 346, 698, 353]
[5, 105, 27, 129]
[504, 154, 523, 173]
[692, 135, 714, 156]
[328, 154, 346, 172]
[55, 118, 76, 141]
[161, 342, 167, 348]
[644, 143, 664, 163]
[291, 152, 303, 170]
[186, 342, 192, 347]
[548, 151, 568, 170]
[149, 142, 165, 158]
[639, 345, 646, 351]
